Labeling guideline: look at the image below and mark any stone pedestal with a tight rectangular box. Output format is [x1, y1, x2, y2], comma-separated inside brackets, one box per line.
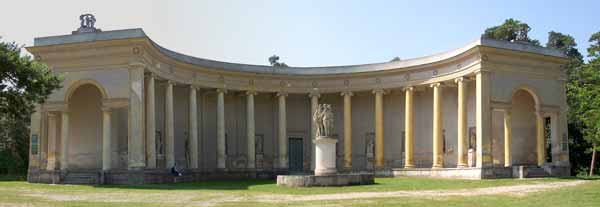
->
[314, 136, 337, 176]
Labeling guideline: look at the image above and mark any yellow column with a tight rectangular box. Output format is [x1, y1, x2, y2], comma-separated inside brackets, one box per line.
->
[102, 107, 112, 171]
[60, 110, 69, 170]
[504, 109, 512, 167]
[246, 91, 257, 169]
[404, 87, 415, 168]
[431, 83, 444, 168]
[146, 74, 156, 168]
[456, 77, 467, 168]
[46, 113, 58, 171]
[373, 89, 385, 169]
[536, 110, 545, 167]
[165, 81, 175, 169]
[216, 88, 227, 169]
[341, 91, 353, 170]
[309, 92, 320, 170]
[277, 92, 288, 169]
[476, 70, 492, 168]
[189, 86, 199, 169]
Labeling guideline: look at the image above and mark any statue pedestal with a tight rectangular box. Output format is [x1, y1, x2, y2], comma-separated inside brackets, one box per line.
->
[314, 136, 338, 176]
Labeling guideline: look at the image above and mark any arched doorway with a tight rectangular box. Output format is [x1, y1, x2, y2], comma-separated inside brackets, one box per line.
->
[510, 89, 538, 165]
[67, 84, 104, 169]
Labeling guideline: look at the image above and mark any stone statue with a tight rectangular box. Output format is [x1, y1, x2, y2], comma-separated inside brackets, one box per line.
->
[74, 14, 101, 34]
[313, 104, 334, 137]
[268, 55, 288, 67]
[156, 130, 164, 155]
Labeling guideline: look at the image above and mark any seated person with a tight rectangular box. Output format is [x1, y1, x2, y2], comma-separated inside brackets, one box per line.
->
[171, 164, 182, 177]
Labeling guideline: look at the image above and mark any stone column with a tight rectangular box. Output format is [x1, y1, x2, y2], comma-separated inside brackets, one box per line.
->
[216, 88, 227, 169]
[431, 83, 444, 168]
[536, 110, 545, 167]
[373, 89, 385, 169]
[128, 65, 145, 169]
[246, 91, 257, 169]
[456, 77, 467, 168]
[309, 92, 320, 170]
[277, 92, 288, 169]
[102, 107, 112, 171]
[504, 109, 512, 167]
[404, 87, 415, 168]
[46, 113, 58, 171]
[341, 91, 353, 170]
[146, 74, 156, 168]
[476, 71, 492, 168]
[189, 85, 199, 169]
[165, 81, 175, 168]
[60, 110, 69, 170]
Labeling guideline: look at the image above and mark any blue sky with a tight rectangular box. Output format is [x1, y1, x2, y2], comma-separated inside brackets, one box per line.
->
[1, 0, 598, 66]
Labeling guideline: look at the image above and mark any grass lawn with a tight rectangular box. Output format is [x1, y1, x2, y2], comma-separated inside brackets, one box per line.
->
[0, 176, 598, 206]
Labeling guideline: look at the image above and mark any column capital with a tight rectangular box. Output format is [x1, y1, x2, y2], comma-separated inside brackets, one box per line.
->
[430, 82, 442, 88]
[101, 106, 113, 113]
[166, 80, 176, 86]
[246, 90, 258, 96]
[216, 88, 228, 94]
[47, 112, 58, 117]
[189, 85, 201, 90]
[455, 77, 465, 83]
[340, 91, 354, 97]
[402, 86, 415, 92]
[276, 92, 288, 97]
[372, 89, 386, 95]
[145, 72, 157, 79]
[308, 92, 320, 98]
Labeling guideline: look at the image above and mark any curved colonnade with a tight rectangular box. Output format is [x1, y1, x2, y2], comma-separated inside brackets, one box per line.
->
[27, 29, 570, 182]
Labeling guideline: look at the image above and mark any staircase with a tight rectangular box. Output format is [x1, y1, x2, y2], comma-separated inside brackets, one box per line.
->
[513, 166, 549, 178]
[63, 172, 99, 184]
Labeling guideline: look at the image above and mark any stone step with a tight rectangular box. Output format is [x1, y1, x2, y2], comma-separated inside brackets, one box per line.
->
[526, 168, 549, 178]
[63, 173, 98, 184]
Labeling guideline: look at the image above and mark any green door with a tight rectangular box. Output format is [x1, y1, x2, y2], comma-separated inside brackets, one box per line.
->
[288, 137, 304, 172]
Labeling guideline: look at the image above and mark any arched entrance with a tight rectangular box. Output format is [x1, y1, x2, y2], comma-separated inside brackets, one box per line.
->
[67, 84, 104, 169]
[510, 89, 539, 165]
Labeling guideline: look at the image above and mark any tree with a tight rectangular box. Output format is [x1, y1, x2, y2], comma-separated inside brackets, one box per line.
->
[588, 32, 600, 58]
[483, 18, 541, 46]
[0, 38, 62, 174]
[547, 31, 584, 78]
[567, 32, 600, 176]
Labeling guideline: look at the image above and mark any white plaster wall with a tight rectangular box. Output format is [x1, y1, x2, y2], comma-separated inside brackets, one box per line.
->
[173, 86, 190, 167]
[511, 90, 537, 165]
[48, 68, 130, 102]
[67, 84, 102, 169]
[491, 72, 563, 106]
[350, 92, 375, 170]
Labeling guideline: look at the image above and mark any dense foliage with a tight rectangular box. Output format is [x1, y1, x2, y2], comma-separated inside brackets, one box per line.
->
[0, 38, 62, 174]
[483, 18, 541, 46]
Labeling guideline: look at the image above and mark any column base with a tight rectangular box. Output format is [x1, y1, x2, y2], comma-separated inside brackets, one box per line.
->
[432, 164, 444, 169]
[404, 164, 415, 169]
[456, 163, 467, 168]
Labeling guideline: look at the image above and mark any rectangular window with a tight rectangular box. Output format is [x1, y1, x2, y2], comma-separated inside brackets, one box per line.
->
[544, 117, 552, 162]
[31, 134, 39, 155]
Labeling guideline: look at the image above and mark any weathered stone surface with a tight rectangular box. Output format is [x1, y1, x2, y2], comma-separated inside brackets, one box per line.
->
[276, 173, 374, 187]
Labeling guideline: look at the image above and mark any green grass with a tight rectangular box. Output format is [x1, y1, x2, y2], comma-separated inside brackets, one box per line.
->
[0, 176, 598, 207]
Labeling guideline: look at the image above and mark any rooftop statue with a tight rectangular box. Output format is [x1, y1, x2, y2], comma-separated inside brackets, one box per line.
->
[73, 14, 101, 34]
[268, 55, 288, 67]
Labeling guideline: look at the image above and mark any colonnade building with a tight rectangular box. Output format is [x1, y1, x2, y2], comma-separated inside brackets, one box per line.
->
[26, 26, 570, 184]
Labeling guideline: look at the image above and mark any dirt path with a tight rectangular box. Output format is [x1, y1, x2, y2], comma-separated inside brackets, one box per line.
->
[252, 180, 588, 203]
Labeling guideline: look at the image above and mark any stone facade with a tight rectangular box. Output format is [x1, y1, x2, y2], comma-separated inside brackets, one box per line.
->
[26, 27, 571, 184]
